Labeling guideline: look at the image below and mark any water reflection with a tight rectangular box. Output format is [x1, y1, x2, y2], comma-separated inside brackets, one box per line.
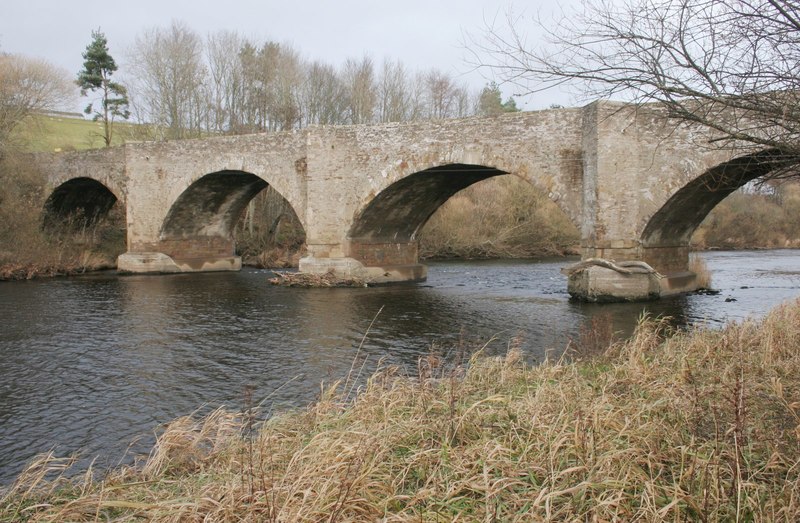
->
[0, 251, 798, 485]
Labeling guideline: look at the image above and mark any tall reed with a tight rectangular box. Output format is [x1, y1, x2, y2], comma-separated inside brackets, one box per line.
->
[3, 299, 800, 521]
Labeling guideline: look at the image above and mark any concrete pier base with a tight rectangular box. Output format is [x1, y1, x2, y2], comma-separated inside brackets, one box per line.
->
[567, 265, 661, 302]
[567, 265, 700, 302]
[117, 252, 241, 274]
[299, 256, 427, 284]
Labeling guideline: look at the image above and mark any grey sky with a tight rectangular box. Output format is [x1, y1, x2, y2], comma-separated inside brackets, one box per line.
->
[1, 0, 576, 111]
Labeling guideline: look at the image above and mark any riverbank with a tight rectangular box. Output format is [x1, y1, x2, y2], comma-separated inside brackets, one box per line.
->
[0, 258, 116, 281]
[2, 297, 799, 521]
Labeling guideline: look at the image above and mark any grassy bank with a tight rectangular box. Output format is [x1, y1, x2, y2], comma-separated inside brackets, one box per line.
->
[693, 183, 800, 250]
[3, 299, 800, 521]
[8, 114, 142, 153]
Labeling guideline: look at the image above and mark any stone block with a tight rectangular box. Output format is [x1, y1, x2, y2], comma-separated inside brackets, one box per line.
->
[568, 265, 661, 302]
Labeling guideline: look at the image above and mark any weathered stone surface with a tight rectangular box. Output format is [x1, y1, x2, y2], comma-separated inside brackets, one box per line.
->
[568, 266, 661, 302]
[34, 100, 785, 299]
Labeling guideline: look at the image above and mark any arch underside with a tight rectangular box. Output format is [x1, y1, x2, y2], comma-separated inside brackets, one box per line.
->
[349, 164, 508, 242]
[346, 163, 507, 266]
[158, 170, 307, 266]
[642, 149, 800, 248]
[161, 170, 269, 240]
[43, 177, 118, 229]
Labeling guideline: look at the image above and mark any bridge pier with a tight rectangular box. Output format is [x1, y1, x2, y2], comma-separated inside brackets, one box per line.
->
[299, 240, 427, 284]
[567, 243, 700, 302]
[117, 252, 241, 273]
[117, 237, 242, 274]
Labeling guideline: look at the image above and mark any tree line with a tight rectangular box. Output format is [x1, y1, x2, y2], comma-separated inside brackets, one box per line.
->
[122, 21, 518, 140]
[1, 20, 519, 151]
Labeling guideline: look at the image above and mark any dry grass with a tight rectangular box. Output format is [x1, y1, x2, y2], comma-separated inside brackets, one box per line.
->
[3, 299, 800, 521]
[420, 176, 580, 259]
[693, 183, 800, 250]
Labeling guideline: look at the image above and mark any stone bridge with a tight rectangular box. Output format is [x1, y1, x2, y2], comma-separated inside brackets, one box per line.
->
[34, 100, 791, 300]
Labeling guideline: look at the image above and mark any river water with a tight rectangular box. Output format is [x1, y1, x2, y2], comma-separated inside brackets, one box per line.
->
[1, 250, 798, 485]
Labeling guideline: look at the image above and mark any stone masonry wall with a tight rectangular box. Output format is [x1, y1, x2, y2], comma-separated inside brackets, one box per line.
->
[303, 109, 586, 259]
[35, 147, 127, 202]
[32, 102, 750, 277]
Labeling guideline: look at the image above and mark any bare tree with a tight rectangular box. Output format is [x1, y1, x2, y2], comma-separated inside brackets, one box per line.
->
[128, 20, 207, 139]
[342, 56, 376, 124]
[0, 53, 74, 149]
[300, 60, 348, 126]
[405, 72, 429, 122]
[270, 46, 303, 131]
[421, 69, 471, 119]
[452, 84, 474, 118]
[239, 41, 302, 132]
[206, 30, 246, 133]
[472, 0, 800, 165]
[377, 58, 410, 123]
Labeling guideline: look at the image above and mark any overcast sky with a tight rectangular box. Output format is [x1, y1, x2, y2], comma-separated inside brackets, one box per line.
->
[1, 0, 578, 112]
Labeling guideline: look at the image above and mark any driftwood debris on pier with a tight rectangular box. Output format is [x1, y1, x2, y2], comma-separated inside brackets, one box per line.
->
[268, 269, 368, 288]
[560, 258, 663, 277]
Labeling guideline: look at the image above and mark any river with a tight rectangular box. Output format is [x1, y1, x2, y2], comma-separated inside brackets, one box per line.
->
[1, 250, 798, 485]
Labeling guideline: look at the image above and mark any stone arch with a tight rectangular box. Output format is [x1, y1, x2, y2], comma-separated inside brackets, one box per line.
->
[348, 163, 508, 243]
[158, 169, 304, 263]
[161, 170, 267, 240]
[42, 177, 119, 229]
[344, 162, 579, 269]
[641, 149, 800, 249]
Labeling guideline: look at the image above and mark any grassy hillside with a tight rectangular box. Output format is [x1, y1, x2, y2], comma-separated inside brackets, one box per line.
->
[9, 113, 141, 152]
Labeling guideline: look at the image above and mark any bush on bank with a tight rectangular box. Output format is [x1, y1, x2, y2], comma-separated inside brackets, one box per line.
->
[419, 176, 580, 259]
[2, 299, 800, 521]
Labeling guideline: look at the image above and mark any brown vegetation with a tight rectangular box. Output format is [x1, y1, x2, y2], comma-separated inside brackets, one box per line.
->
[0, 53, 75, 149]
[3, 299, 800, 520]
[0, 152, 125, 280]
[268, 269, 368, 288]
[419, 175, 580, 259]
[693, 183, 800, 250]
[233, 186, 306, 269]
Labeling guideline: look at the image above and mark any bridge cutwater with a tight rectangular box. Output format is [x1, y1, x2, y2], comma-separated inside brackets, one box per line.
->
[34, 100, 790, 301]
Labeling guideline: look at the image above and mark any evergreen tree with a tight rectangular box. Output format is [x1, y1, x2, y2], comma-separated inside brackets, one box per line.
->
[477, 82, 518, 116]
[77, 30, 129, 146]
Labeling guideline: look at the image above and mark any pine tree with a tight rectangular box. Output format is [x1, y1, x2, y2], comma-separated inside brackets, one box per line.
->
[77, 30, 129, 147]
[477, 82, 519, 116]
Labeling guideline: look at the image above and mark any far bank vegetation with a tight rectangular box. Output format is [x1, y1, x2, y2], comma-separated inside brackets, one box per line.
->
[693, 182, 800, 250]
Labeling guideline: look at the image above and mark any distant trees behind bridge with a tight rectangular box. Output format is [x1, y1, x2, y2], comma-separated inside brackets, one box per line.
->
[123, 21, 519, 140]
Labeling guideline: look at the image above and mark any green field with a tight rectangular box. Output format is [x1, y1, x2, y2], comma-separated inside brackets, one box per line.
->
[10, 113, 142, 152]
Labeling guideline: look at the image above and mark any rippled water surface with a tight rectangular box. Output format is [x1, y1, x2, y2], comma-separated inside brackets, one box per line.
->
[1, 250, 798, 485]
